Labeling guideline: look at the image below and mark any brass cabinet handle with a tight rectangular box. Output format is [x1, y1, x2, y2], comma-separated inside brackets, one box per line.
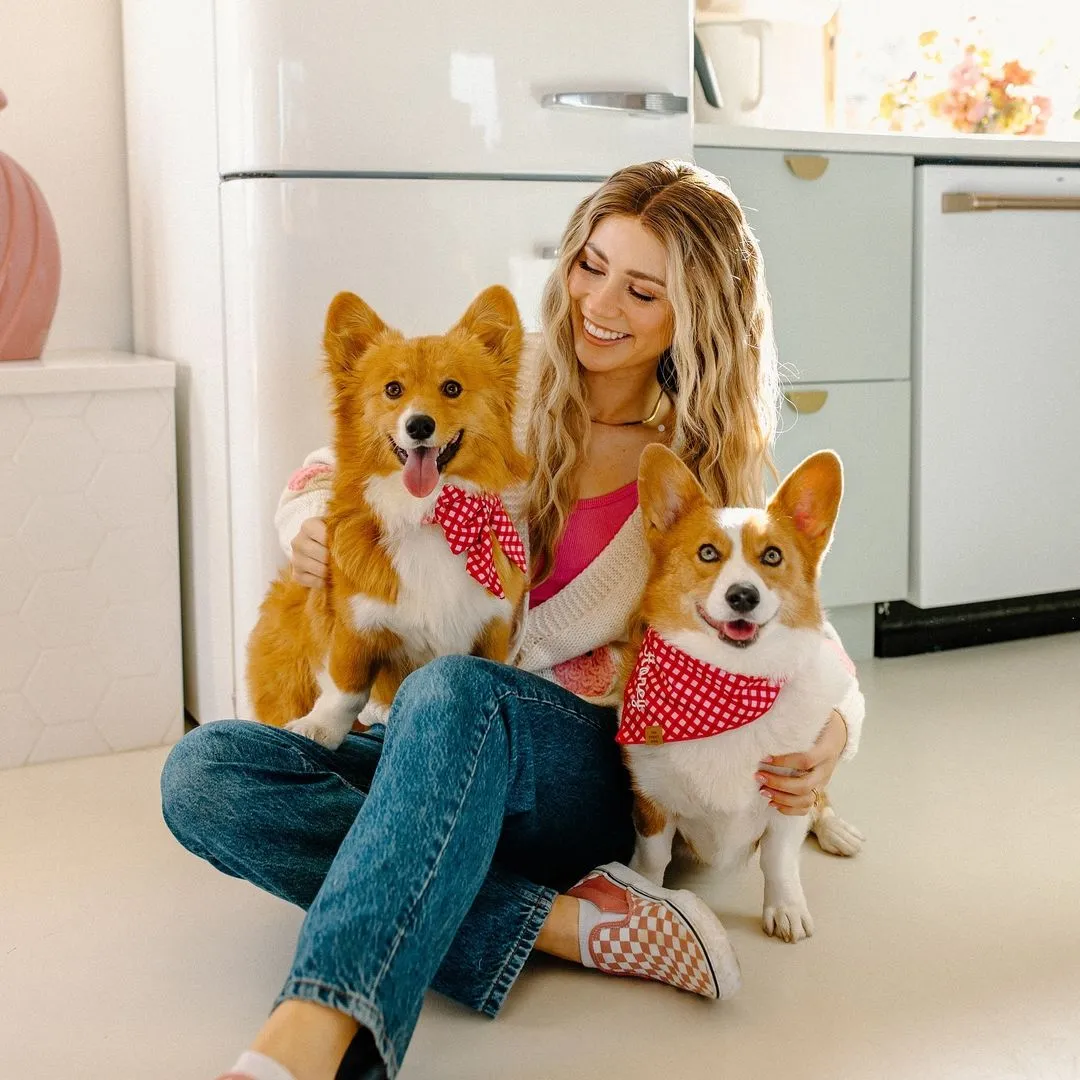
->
[942, 192, 1080, 212]
[784, 389, 828, 413]
[784, 154, 829, 181]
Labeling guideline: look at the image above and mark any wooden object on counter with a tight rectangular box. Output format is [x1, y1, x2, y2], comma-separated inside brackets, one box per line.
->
[823, 11, 838, 130]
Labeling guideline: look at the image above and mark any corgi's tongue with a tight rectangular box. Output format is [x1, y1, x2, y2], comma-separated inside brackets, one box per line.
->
[402, 446, 440, 498]
[722, 620, 758, 642]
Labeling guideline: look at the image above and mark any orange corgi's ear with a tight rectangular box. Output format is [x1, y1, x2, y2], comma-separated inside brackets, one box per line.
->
[638, 444, 706, 544]
[769, 450, 843, 563]
[453, 285, 524, 368]
[323, 292, 392, 379]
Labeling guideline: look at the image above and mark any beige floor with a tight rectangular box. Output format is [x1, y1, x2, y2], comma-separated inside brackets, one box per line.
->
[2, 633, 1079, 1080]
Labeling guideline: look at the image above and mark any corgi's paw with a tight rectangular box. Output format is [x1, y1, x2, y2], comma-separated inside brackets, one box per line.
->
[356, 700, 391, 728]
[812, 811, 865, 858]
[285, 715, 347, 750]
[763, 902, 814, 943]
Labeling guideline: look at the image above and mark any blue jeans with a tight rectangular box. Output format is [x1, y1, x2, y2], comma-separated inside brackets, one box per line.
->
[160, 656, 635, 1077]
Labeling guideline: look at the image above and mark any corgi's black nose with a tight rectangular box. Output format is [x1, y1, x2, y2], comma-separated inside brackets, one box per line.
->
[725, 584, 759, 614]
[405, 414, 436, 442]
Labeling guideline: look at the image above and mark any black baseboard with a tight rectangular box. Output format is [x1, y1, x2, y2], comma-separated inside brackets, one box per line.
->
[874, 590, 1080, 658]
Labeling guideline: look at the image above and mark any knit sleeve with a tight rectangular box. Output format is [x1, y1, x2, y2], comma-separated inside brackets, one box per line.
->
[274, 446, 336, 557]
[823, 620, 864, 762]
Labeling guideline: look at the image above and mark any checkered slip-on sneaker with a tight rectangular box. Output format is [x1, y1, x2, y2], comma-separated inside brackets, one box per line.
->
[568, 862, 741, 1000]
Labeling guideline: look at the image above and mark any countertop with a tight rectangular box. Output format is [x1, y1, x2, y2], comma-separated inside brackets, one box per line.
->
[694, 123, 1080, 162]
[0, 350, 175, 396]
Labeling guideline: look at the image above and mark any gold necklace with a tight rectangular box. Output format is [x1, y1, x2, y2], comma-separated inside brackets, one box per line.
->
[589, 389, 672, 433]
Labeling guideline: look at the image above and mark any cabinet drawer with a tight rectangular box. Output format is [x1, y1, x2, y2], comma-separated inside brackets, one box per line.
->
[771, 380, 911, 607]
[694, 146, 913, 384]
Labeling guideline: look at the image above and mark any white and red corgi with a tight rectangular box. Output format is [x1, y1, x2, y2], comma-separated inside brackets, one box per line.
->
[617, 444, 864, 942]
[246, 285, 530, 749]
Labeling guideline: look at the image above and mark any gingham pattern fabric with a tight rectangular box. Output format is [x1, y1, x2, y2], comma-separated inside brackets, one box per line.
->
[570, 869, 717, 998]
[617, 627, 785, 745]
[429, 484, 527, 599]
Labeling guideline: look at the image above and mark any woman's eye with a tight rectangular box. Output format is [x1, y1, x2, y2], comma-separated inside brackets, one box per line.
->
[441, 380, 462, 398]
[762, 546, 783, 567]
[385, 381, 403, 399]
[577, 258, 602, 275]
[698, 543, 720, 563]
[629, 288, 656, 303]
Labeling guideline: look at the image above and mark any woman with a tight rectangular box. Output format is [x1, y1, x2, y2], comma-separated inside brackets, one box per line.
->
[162, 160, 860, 1080]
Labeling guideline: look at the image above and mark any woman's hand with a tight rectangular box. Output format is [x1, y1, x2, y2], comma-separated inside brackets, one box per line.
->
[755, 709, 848, 816]
[291, 517, 329, 588]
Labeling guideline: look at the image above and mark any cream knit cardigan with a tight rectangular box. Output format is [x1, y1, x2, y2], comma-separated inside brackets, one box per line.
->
[274, 448, 864, 760]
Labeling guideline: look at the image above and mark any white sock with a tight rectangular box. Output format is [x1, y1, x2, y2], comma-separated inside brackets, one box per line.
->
[230, 1050, 298, 1080]
[576, 895, 621, 969]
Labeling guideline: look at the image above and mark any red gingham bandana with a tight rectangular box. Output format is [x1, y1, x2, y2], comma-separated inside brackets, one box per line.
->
[428, 485, 527, 599]
[617, 627, 785, 745]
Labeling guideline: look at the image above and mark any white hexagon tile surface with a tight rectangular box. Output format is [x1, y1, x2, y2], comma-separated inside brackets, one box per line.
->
[0, 380, 183, 769]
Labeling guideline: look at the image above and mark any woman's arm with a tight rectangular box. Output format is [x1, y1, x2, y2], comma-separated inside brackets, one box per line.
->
[755, 622, 865, 815]
[821, 619, 864, 762]
[275, 447, 335, 586]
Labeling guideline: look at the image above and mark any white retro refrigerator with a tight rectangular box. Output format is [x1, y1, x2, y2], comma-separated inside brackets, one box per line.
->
[122, 0, 693, 722]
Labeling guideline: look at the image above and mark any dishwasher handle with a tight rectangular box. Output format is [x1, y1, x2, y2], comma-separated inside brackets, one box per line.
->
[942, 192, 1080, 213]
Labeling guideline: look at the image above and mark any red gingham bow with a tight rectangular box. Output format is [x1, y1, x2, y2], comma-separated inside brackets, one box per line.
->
[429, 485, 527, 599]
[617, 627, 785, 745]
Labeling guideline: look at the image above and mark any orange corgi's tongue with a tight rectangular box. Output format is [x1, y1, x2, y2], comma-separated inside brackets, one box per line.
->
[403, 446, 439, 498]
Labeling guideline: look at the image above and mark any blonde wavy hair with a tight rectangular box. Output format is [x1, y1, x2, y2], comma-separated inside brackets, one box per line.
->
[524, 159, 781, 583]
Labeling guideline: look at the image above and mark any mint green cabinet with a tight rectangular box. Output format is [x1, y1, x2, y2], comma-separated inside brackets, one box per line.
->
[771, 381, 910, 608]
[694, 147, 912, 385]
[694, 145, 914, 607]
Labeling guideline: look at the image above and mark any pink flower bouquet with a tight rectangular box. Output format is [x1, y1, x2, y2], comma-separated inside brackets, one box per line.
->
[879, 30, 1053, 136]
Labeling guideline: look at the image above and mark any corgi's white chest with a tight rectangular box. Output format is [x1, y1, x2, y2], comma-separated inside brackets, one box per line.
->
[348, 526, 510, 661]
[624, 645, 849, 864]
[628, 690, 810, 812]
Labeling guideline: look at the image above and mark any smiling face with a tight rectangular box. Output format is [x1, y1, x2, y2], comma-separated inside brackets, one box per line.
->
[635, 445, 843, 671]
[567, 214, 675, 378]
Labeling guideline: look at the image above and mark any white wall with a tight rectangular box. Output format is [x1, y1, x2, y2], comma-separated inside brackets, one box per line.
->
[0, 0, 132, 353]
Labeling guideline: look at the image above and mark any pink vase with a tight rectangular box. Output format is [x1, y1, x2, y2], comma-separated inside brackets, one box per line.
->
[0, 89, 62, 362]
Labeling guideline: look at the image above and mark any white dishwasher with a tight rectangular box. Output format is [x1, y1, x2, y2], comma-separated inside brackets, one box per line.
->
[911, 163, 1080, 608]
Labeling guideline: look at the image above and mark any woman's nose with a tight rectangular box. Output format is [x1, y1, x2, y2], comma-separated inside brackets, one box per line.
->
[585, 276, 622, 318]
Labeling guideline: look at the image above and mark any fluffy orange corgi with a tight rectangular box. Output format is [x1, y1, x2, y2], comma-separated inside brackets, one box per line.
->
[246, 285, 530, 749]
[616, 445, 864, 942]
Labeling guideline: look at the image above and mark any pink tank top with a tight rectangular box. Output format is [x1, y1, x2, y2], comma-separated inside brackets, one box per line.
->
[529, 480, 638, 608]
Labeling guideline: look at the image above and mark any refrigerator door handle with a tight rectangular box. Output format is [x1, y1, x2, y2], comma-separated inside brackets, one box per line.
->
[540, 91, 689, 115]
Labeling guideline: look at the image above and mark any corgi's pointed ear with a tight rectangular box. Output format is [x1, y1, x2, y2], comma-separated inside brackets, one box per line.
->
[323, 292, 391, 379]
[769, 450, 843, 562]
[454, 285, 524, 367]
[638, 444, 706, 542]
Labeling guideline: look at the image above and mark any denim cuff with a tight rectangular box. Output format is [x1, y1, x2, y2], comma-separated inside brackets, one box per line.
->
[275, 977, 400, 1078]
[478, 879, 557, 1018]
